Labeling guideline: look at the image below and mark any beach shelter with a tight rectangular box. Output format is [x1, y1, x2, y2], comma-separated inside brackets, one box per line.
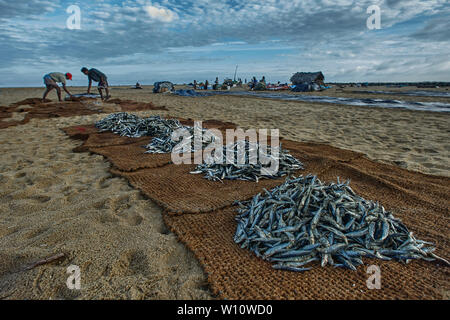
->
[290, 72, 325, 86]
[290, 72, 325, 92]
[153, 81, 174, 93]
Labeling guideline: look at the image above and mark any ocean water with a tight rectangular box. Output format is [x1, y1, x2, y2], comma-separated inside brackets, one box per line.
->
[355, 90, 450, 98]
[230, 92, 450, 112]
[173, 90, 450, 113]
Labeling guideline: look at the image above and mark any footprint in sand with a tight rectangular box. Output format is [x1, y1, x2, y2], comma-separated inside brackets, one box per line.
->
[121, 213, 143, 226]
[109, 249, 150, 277]
[109, 195, 132, 213]
[97, 212, 119, 224]
[92, 198, 107, 209]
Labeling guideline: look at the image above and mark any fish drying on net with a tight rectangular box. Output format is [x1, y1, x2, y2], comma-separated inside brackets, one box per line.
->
[96, 112, 145, 137]
[144, 125, 217, 154]
[95, 113, 184, 138]
[234, 174, 449, 272]
[96, 112, 218, 153]
[190, 141, 303, 182]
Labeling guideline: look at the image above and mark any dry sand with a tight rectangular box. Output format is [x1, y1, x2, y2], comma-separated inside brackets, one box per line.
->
[0, 86, 449, 299]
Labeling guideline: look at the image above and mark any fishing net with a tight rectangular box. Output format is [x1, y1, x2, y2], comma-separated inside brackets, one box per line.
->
[63, 122, 450, 299]
[234, 174, 448, 272]
[0, 99, 166, 130]
[163, 205, 449, 299]
[60, 125, 99, 139]
[110, 165, 288, 214]
[90, 142, 172, 171]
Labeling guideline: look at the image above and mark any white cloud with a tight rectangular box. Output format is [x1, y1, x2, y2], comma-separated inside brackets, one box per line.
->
[144, 5, 177, 22]
[0, 0, 449, 85]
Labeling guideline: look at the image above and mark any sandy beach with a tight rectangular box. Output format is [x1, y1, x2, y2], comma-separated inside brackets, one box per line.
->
[0, 86, 449, 299]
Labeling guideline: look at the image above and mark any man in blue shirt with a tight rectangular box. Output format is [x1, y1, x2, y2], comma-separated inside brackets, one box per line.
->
[81, 67, 110, 100]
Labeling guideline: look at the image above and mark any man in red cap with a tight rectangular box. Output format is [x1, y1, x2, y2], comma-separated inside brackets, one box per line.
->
[42, 72, 74, 102]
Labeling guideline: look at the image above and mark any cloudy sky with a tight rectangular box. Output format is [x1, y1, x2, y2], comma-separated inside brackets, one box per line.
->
[0, 0, 449, 87]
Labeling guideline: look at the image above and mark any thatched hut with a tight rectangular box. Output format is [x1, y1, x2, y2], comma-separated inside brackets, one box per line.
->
[153, 81, 174, 93]
[290, 72, 325, 86]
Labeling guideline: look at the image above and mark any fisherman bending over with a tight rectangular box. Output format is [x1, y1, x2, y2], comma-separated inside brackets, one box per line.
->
[81, 67, 110, 101]
[42, 72, 73, 102]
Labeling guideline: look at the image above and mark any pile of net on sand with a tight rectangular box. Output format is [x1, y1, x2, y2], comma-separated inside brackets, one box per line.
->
[1, 98, 166, 130]
[235, 174, 450, 272]
[190, 140, 303, 182]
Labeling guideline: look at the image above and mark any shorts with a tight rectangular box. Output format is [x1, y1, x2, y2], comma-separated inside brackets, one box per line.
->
[43, 75, 58, 88]
[98, 79, 109, 89]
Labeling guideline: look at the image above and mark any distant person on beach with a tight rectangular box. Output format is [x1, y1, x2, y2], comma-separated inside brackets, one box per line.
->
[205, 80, 209, 90]
[81, 67, 110, 100]
[213, 77, 219, 90]
[42, 72, 73, 102]
[251, 76, 258, 89]
[193, 80, 197, 90]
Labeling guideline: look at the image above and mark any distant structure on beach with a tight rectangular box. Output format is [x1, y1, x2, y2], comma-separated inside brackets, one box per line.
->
[290, 72, 325, 86]
[153, 81, 174, 93]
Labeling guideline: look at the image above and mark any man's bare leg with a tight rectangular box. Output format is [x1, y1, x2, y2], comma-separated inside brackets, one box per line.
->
[56, 87, 62, 101]
[98, 88, 104, 100]
[42, 87, 53, 101]
[104, 87, 110, 100]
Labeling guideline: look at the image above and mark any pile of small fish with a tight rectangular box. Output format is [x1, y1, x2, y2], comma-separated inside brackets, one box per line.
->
[95, 112, 217, 153]
[95, 113, 184, 138]
[144, 125, 216, 154]
[234, 175, 449, 272]
[190, 141, 303, 182]
[141, 117, 189, 153]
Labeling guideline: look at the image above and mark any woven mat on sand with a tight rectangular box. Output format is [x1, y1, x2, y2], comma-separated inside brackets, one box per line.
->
[0, 98, 166, 129]
[63, 123, 450, 299]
